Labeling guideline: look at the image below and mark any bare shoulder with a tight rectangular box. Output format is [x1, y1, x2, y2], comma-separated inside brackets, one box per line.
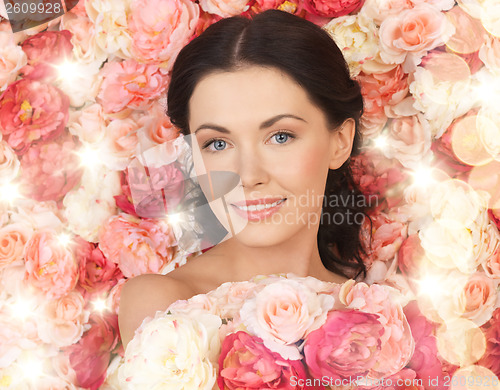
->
[118, 273, 194, 349]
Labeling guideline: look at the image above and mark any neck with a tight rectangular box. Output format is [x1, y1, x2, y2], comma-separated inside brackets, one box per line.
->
[211, 226, 343, 283]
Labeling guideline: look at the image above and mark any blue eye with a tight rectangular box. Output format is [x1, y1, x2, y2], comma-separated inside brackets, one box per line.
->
[273, 133, 289, 144]
[203, 139, 227, 152]
[270, 131, 295, 144]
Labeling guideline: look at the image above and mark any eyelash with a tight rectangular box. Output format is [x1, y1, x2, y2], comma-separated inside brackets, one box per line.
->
[201, 130, 296, 153]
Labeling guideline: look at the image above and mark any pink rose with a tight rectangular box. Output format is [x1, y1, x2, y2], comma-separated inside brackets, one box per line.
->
[0, 140, 20, 183]
[115, 160, 186, 218]
[128, 0, 199, 68]
[303, 0, 364, 17]
[0, 223, 30, 268]
[0, 79, 69, 155]
[338, 281, 415, 378]
[24, 229, 79, 300]
[218, 331, 309, 390]
[66, 312, 120, 390]
[304, 309, 384, 380]
[490, 209, 500, 231]
[20, 30, 73, 82]
[97, 60, 168, 114]
[36, 290, 90, 347]
[404, 301, 448, 390]
[379, 4, 453, 68]
[98, 214, 176, 277]
[191, 11, 223, 38]
[101, 117, 140, 170]
[458, 272, 498, 326]
[74, 236, 124, 298]
[19, 135, 82, 203]
[478, 308, 500, 377]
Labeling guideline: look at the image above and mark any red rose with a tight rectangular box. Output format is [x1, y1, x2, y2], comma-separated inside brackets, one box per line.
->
[303, 0, 364, 17]
[21, 30, 73, 82]
[66, 313, 120, 390]
[0, 79, 69, 155]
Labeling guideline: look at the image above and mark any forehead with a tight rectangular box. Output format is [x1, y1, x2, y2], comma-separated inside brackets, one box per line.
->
[188, 66, 318, 126]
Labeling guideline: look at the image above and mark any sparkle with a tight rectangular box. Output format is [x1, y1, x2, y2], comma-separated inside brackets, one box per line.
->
[57, 232, 73, 248]
[55, 60, 83, 82]
[74, 145, 103, 170]
[0, 182, 23, 204]
[168, 213, 182, 226]
[373, 135, 388, 150]
[410, 166, 435, 187]
[417, 275, 445, 297]
[8, 298, 34, 320]
[92, 298, 109, 313]
[21, 356, 44, 380]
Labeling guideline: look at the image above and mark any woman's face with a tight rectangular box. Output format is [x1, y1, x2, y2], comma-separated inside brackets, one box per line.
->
[187, 65, 355, 247]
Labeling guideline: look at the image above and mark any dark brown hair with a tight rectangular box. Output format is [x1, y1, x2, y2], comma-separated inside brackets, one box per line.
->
[167, 9, 368, 279]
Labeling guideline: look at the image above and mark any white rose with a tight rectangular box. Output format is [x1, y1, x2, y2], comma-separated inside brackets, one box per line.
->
[118, 311, 221, 390]
[323, 14, 380, 78]
[63, 166, 121, 242]
[409, 64, 476, 138]
[85, 0, 133, 59]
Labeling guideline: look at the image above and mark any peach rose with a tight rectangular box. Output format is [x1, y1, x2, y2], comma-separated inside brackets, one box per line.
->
[20, 30, 73, 82]
[240, 278, 335, 360]
[455, 271, 499, 326]
[0, 223, 31, 269]
[24, 229, 79, 300]
[198, 0, 248, 17]
[356, 65, 409, 118]
[137, 100, 180, 146]
[338, 280, 415, 378]
[379, 3, 455, 71]
[0, 33, 27, 92]
[36, 290, 90, 347]
[482, 240, 500, 278]
[97, 59, 168, 113]
[0, 140, 20, 184]
[360, 0, 413, 25]
[128, 0, 199, 67]
[384, 114, 432, 169]
[98, 214, 176, 277]
[19, 135, 83, 203]
[207, 280, 258, 319]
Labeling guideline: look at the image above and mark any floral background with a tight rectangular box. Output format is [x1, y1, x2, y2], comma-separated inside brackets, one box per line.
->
[0, 0, 499, 388]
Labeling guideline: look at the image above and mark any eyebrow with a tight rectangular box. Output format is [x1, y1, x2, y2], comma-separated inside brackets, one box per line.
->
[194, 114, 307, 134]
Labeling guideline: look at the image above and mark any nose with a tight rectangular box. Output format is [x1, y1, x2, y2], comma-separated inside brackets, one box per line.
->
[236, 147, 268, 189]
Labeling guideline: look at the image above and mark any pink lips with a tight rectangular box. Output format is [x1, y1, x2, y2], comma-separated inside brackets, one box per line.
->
[230, 198, 286, 222]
